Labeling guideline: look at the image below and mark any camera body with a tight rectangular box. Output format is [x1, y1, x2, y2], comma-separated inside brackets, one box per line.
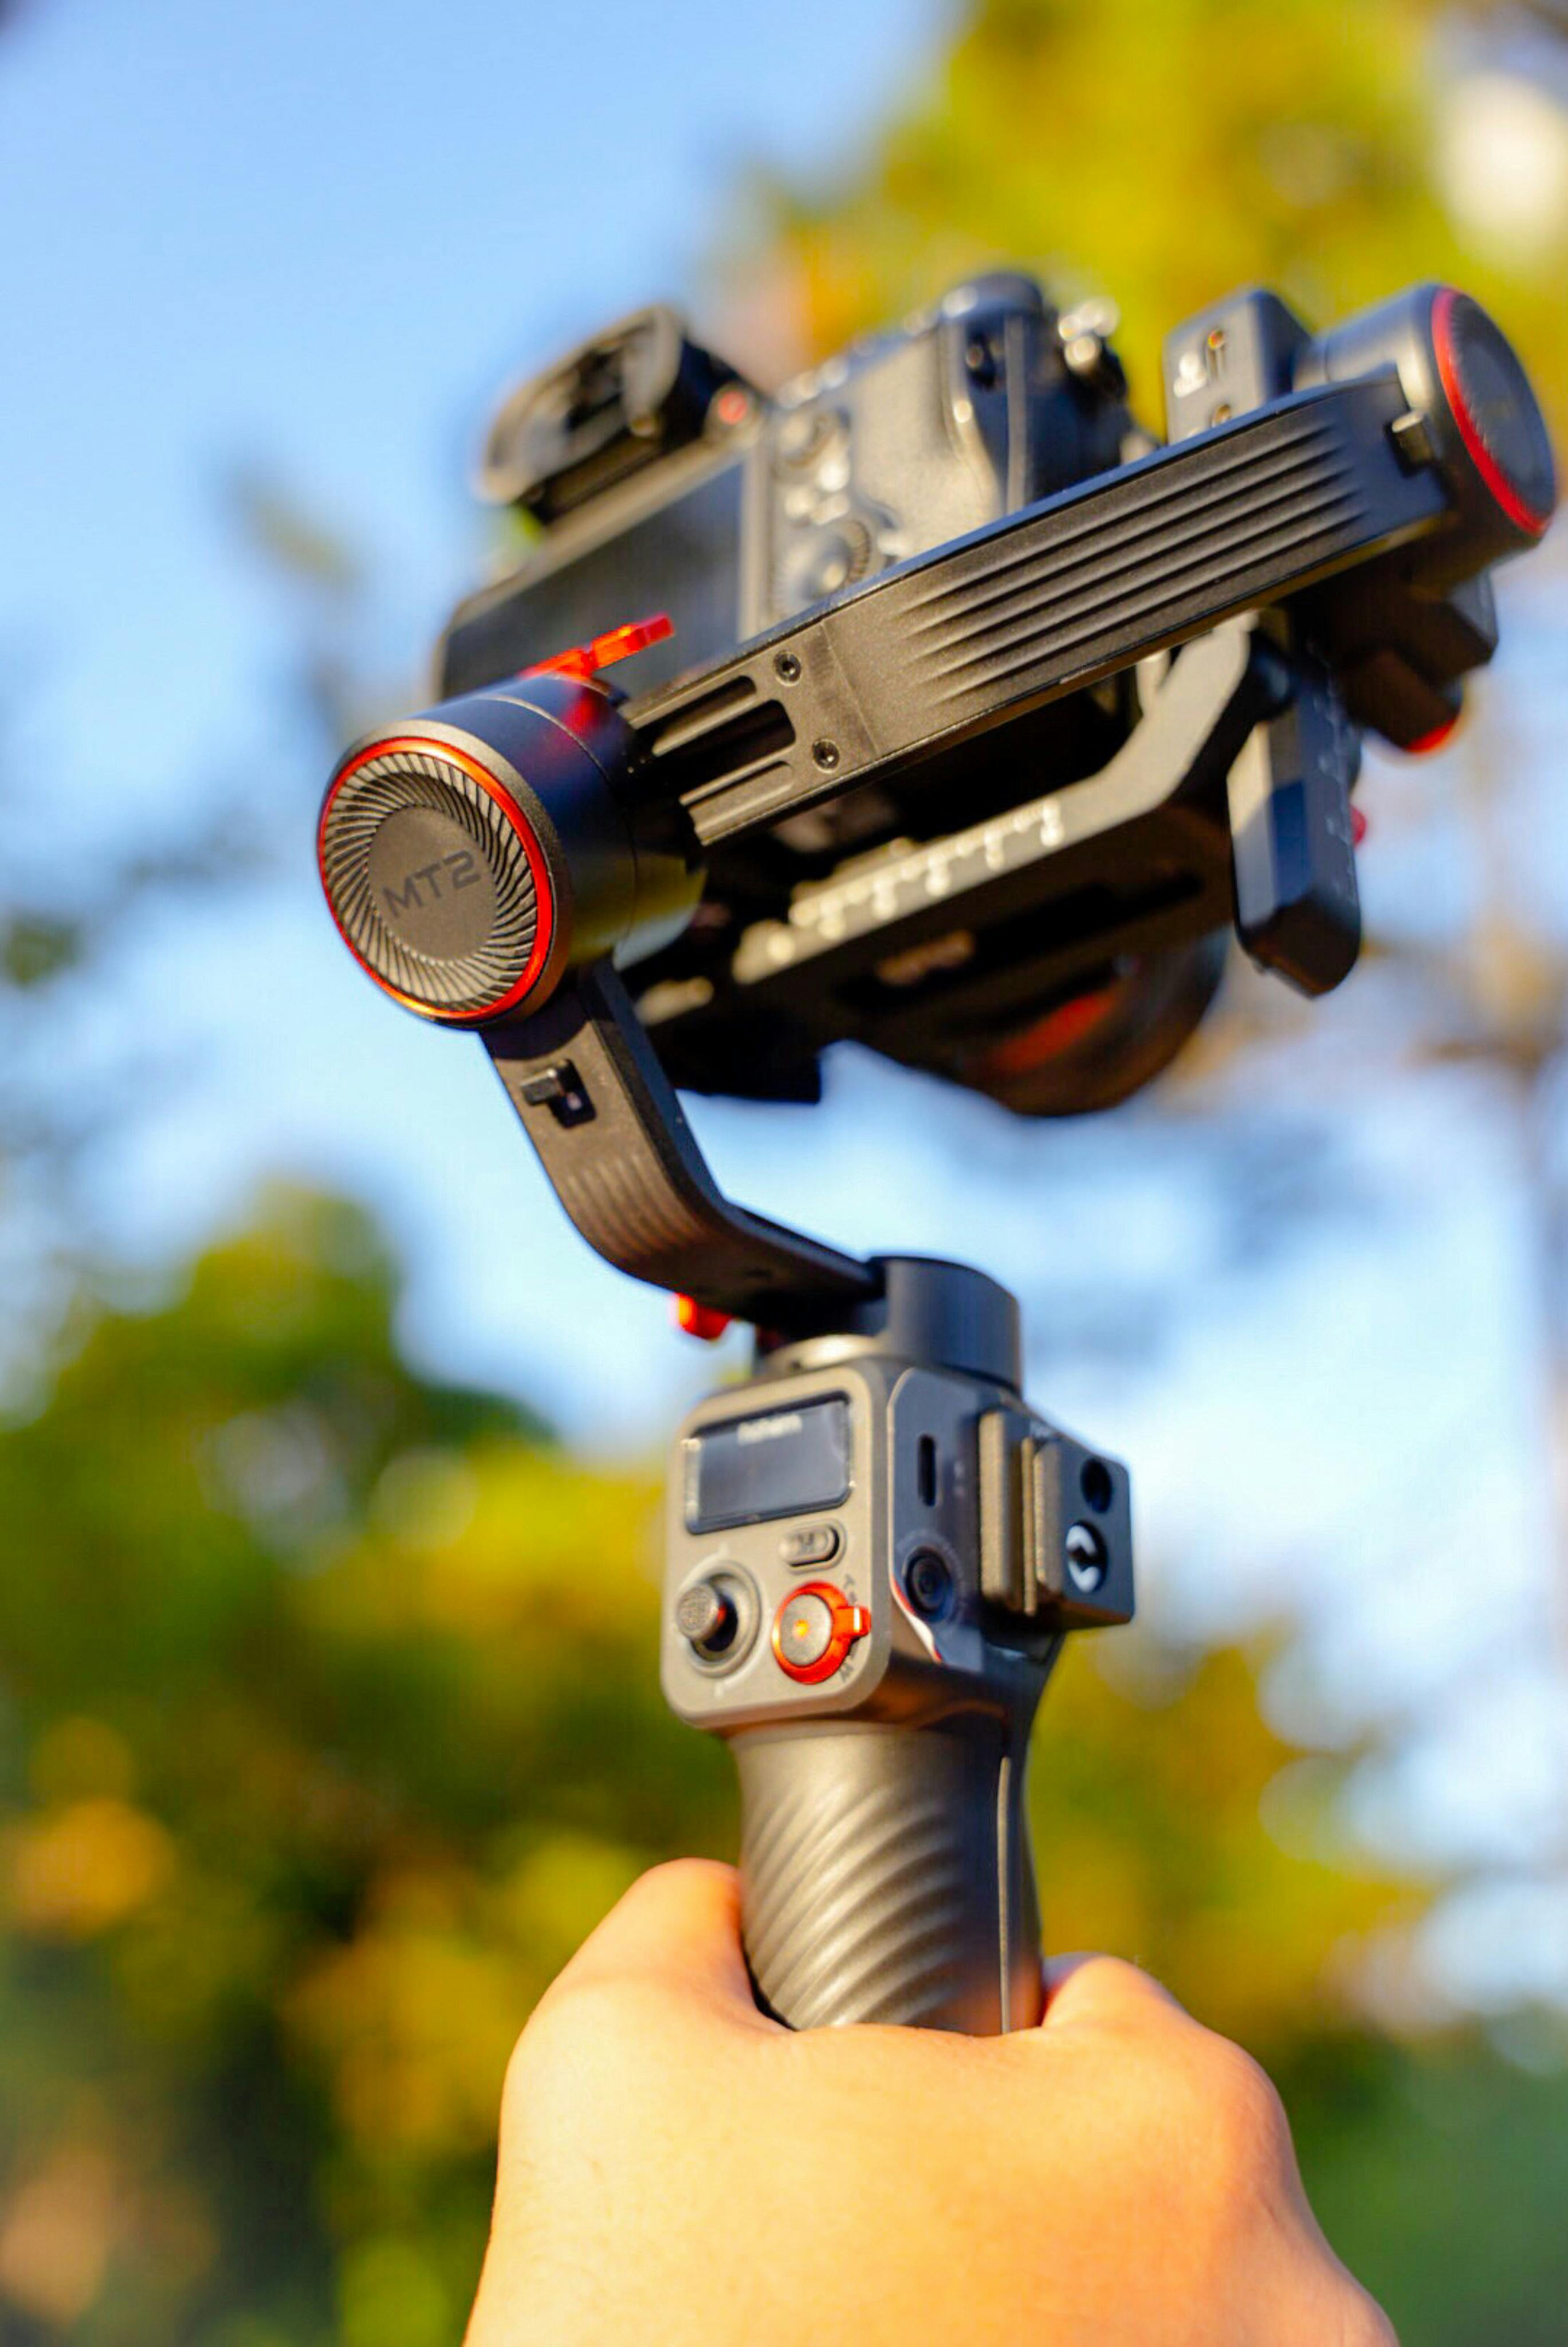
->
[447, 275, 1135, 705]
[439, 276, 1163, 1110]
[400, 272, 1550, 1117]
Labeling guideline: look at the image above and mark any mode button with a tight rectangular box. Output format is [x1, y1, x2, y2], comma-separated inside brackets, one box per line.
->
[780, 1522, 842, 1570]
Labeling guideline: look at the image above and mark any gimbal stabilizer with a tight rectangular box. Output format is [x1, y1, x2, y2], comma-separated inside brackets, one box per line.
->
[317, 278, 1554, 2030]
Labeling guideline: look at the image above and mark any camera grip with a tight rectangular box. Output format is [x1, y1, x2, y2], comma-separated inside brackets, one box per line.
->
[733, 1712, 1042, 2034]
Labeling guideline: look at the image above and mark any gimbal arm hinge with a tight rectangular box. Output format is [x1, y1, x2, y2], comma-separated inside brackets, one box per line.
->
[484, 960, 879, 1330]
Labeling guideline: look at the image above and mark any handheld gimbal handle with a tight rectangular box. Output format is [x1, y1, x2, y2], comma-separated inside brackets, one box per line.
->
[663, 1261, 1130, 2036]
[736, 1709, 1044, 2033]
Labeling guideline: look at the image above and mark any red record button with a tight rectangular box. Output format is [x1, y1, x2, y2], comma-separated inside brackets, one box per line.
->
[772, 1582, 871, 1685]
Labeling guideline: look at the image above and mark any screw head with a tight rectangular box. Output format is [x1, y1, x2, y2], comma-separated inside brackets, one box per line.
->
[811, 738, 840, 771]
[774, 650, 802, 684]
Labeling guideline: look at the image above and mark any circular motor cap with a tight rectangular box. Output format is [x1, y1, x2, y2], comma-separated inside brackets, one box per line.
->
[318, 733, 554, 1025]
[1432, 287, 1556, 540]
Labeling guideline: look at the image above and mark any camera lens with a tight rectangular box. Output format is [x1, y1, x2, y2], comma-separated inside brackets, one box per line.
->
[958, 940, 1226, 1117]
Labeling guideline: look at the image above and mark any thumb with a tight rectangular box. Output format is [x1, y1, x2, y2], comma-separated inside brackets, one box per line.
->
[1039, 1951, 1190, 2035]
[540, 1857, 775, 2025]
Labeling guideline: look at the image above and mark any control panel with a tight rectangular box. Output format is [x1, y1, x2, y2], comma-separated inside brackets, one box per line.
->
[661, 1354, 1133, 1734]
[661, 1360, 890, 1732]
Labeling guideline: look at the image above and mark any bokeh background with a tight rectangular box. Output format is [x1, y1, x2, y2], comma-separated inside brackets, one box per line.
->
[4, 1, 1568, 2339]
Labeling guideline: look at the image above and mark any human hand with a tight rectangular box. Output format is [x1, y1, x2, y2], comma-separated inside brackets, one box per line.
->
[466, 1859, 1396, 2347]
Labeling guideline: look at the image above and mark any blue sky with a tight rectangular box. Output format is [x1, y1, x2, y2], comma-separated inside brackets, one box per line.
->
[5, 0, 1566, 2010]
[2, 0, 953, 1424]
[1, 0, 944, 827]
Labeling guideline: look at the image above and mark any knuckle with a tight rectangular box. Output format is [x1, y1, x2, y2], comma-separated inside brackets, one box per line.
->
[501, 1975, 634, 2125]
[1047, 1953, 1188, 2045]
[1083, 1952, 1172, 2007]
[639, 1854, 734, 1899]
[1080, 1954, 1168, 2010]
[1190, 2035, 1295, 2180]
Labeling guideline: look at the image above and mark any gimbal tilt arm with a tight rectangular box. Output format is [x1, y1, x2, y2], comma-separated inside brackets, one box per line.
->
[485, 960, 877, 1329]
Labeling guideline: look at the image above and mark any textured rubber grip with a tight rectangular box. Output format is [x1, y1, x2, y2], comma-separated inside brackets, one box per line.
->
[734, 1713, 1042, 2034]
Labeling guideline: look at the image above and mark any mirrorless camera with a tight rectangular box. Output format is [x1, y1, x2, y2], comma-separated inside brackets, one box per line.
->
[320, 270, 1553, 1202]
[451, 274, 1134, 697]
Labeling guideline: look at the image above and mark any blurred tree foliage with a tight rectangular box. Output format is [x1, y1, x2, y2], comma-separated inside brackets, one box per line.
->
[752, 0, 1567, 422]
[1, 1195, 1565, 2344]
[2, 6, 1565, 2344]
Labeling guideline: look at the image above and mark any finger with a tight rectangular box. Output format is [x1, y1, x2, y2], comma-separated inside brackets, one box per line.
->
[545, 1857, 771, 2020]
[1038, 1952, 1190, 2035]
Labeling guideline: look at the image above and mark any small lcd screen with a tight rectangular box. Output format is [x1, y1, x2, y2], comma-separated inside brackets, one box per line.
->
[686, 1396, 852, 1533]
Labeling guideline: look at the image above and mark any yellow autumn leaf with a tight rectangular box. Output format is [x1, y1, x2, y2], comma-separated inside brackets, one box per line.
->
[3, 1800, 176, 1940]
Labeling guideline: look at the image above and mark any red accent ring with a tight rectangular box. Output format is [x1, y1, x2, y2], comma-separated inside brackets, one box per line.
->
[317, 734, 556, 1024]
[771, 1581, 872, 1685]
[1432, 287, 1551, 541]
